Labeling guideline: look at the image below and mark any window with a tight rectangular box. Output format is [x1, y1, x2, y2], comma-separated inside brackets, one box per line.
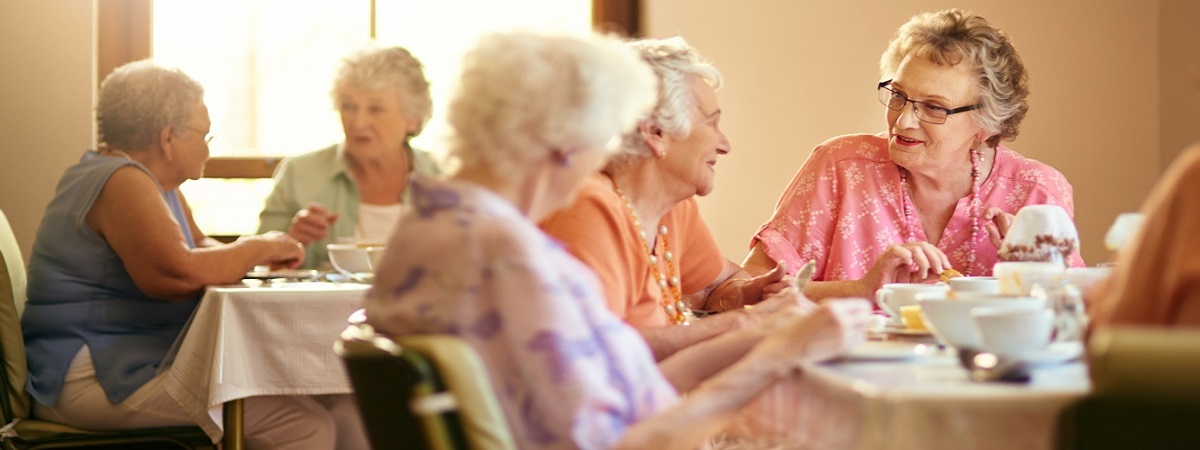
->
[133, 0, 630, 237]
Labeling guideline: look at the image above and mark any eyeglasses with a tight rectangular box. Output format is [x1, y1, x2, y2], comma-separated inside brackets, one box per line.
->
[877, 80, 980, 124]
[180, 125, 215, 144]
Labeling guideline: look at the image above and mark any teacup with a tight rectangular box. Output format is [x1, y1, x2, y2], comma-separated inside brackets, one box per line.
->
[1065, 267, 1113, 295]
[948, 276, 1000, 295]
[875, 283, 949, 323]
[993, 261, 1065, 296]
[971, 305, 1054, 358]
[918, 293, 1042, 349]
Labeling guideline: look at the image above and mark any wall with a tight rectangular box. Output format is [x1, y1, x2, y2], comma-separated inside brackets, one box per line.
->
[1160, 0, 1200, 170]
[0, 0, 95, 261]
[0, 0, 1194, 270]
[644, 0, 1162, 266]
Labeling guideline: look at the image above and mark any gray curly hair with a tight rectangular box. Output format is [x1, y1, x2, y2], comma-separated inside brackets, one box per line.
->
[96, 60, 204, 151]
[332, 45, 433, 136]
[608, 37, 722, 169]
[880, 9, 1029, 148]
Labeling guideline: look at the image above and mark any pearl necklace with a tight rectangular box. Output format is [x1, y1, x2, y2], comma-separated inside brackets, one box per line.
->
[609, 178, 690, 325]
[898, 148, 983, 275]
[102, 148, 133, 160]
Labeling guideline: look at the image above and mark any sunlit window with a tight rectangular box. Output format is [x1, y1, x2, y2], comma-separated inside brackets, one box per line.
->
[153, 0, 591, 236]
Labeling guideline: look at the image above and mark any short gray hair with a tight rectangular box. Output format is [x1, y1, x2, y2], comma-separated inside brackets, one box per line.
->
[610, 37, 722, 168]
[332, 45, 433, 136]
[96, 60, 204, 151]
[446, 30, 657, 179]
[880, 9, 1028, 148]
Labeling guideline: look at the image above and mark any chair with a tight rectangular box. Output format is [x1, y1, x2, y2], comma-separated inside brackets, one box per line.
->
[336, 324, 516, 450]
[1056, 327, 1200, 449]
[0, 208, 214, 450]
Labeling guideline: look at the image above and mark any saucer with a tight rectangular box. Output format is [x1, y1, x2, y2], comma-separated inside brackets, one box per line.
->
[839, 341, 933, 361]
[883, 324, 933, 337]
[1018, 341, 1084, 366]
[243, 269, 319, 280]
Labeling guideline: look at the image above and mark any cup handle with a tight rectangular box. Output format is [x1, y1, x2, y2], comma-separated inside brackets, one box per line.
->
[875, 288, 897, 318]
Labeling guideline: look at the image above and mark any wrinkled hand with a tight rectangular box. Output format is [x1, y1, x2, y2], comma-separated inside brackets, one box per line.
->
[741, 260, 795, 305]
[750, 299, 872, 370]
[983, 207, 1015, 249]
[864, 241, 951, 289]
[288, 202, 338, 245]
[749, 287, 818, 318]
[240, 231, 305, 269]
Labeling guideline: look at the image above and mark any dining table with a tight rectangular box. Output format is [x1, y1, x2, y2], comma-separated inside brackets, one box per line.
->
[721, 334, 1092, 450]
[159, 280, 370, 449]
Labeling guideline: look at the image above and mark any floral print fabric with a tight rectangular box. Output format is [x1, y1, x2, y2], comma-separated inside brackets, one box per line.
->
[367, 176, 678, 449]
[753, 133, 1083, 281]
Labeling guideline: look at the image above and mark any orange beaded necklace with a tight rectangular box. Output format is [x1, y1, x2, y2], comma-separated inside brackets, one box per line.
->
[610, 178, 690, 325]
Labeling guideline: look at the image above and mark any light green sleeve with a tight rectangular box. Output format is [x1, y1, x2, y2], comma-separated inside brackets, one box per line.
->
[256, 157, 300, 235]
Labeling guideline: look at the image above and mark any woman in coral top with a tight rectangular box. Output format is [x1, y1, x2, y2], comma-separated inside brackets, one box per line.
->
[541, 37, 804, 361]
[744, 9, 1082, 301]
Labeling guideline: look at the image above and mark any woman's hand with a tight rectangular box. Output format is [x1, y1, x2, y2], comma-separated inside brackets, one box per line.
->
[862, 241, 950, 290]
[288, 202, 338, 245]
[749, 299, 872, 370]
[983, 206, 1015, 249]
[238, 231, 306, 269]
[749, 287, 818, 318]
[736, 260, 795, 305]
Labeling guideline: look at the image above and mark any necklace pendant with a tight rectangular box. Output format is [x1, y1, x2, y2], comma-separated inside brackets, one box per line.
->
[658, 279, 669, 290]
[664, 251, 673, 262]
[668, 276, 679, 287]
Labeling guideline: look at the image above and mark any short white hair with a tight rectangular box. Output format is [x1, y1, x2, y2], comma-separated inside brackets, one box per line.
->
[446, 30, 657, 178]
[610, 37, 722, 168]
[96, 60, 204, 151]
[332, 45, 433, 136]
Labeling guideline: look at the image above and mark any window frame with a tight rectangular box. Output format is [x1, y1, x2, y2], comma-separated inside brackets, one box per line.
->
[98, 0, 640, 179]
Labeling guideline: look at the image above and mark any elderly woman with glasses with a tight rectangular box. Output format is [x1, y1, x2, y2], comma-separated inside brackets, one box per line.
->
[22, 60, 368, 449]
[367, 30, 870, 449]
[257, 45, 440, 269]
[744, 8, 1083, 301]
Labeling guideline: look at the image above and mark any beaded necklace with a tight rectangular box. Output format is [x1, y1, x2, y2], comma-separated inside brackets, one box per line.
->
[609, 177, 690, 325]
[898, 147, 983, 275]
[102, 148, 133, 160]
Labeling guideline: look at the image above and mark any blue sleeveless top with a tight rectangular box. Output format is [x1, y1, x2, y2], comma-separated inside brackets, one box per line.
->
[23, 151, 199, 405]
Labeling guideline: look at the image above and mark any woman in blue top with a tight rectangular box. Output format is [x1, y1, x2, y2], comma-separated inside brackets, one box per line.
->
[23, 60, 363, 449]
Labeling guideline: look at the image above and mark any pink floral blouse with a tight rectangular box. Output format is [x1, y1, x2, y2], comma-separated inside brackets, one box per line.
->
[752, 134, 1084, 281]
[367, 176, 678, 449]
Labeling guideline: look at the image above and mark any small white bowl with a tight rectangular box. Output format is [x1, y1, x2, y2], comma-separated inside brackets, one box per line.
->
[948, 276, 1000, 295]
[993, 261, 1065, 296]
[327, 243, 385, 277]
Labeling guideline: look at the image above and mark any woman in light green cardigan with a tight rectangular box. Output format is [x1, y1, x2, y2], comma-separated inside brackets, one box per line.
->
[258, 45, 441, 269]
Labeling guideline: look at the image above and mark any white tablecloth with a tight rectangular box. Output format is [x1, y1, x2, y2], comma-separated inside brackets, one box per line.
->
[723, 346, 1091, 450]
[161, 282, 370, 440]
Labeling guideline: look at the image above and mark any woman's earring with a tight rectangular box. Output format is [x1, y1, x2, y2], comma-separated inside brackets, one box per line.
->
[552, 148, 573, 167]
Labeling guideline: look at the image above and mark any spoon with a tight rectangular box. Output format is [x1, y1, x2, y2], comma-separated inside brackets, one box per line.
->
[958, 348, 1031, 383]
